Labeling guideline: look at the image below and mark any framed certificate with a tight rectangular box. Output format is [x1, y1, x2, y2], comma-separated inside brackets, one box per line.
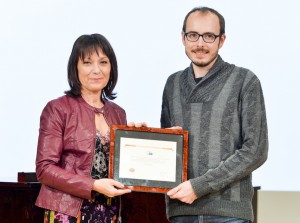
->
[109, 125, 188, 193]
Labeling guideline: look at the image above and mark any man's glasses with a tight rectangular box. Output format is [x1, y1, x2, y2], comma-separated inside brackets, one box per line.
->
[184, 32, 221, 43]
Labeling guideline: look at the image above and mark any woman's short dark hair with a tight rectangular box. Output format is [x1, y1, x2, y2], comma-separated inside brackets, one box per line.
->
[182, 7, 225, 35]
[65, 33, 118, 101]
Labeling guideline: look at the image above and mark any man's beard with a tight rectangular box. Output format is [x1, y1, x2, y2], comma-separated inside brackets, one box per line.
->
[187, 48, 219, 68]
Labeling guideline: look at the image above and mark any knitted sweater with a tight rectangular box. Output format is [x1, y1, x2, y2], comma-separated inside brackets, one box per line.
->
[160, 56, 268, 221]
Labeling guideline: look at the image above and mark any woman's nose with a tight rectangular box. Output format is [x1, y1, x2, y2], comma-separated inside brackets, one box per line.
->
[92, 63, 101, 73]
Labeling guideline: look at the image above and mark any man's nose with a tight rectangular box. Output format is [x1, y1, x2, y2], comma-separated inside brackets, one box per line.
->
[196, 36, 206, 46]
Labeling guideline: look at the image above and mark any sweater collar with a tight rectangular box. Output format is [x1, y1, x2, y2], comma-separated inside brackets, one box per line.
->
[187, 55, 226, 85]
[181, 55, 235, 103]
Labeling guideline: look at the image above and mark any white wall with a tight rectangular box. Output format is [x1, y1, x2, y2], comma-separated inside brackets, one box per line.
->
[0, 0, 299, 191]
[257, 191, 300, 223]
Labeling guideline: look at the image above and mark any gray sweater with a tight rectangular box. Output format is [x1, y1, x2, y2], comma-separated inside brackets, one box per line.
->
[161, 56, 268, 221]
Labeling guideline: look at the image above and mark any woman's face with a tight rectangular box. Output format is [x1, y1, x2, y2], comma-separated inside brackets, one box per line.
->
[77, 49, 111, 96]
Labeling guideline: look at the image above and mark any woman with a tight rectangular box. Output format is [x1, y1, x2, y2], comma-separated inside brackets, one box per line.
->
[35, 33, 131, 223]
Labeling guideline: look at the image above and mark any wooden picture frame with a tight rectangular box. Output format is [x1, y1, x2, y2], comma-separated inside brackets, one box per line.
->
[109, 125, 188, 193]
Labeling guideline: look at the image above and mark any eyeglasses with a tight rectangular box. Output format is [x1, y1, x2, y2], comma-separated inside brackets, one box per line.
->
[184, 32, 221, 43]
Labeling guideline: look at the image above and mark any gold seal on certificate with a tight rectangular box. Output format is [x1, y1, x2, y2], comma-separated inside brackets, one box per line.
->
[109, 125, 188, 193]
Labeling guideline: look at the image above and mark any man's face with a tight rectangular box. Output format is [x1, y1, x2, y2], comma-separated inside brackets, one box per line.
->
[182, 11, 225, 69]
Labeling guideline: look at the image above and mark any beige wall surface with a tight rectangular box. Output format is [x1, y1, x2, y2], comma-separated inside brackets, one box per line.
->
[257, 191, 300, 223]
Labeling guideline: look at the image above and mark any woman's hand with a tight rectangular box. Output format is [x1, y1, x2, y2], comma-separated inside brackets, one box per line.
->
[127, 122, 148, 128]
[92, 179, 131, 197]
[167, 126, 182, 130]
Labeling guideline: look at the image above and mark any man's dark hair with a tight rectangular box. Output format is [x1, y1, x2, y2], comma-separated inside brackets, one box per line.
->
[182, 7, 225, 35]
[65, 33, 118, 101]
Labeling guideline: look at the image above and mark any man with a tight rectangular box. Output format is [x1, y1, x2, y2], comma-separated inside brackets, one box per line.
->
[161, 7, 268, 223]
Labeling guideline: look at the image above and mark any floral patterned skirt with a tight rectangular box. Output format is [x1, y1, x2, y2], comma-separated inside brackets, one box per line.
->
[44, 195, 121, 223]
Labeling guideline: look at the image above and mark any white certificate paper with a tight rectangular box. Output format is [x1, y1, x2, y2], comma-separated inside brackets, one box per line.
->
[119, 137, 177, 182]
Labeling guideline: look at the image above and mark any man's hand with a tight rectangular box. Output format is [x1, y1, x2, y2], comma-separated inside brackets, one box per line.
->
[92, 179, 131, 197]
[167, 180, 197, 204]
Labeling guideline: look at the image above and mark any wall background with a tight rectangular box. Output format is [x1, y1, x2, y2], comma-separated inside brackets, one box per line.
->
[257, 191, 300, 222]
[0, 0, 299, 191]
